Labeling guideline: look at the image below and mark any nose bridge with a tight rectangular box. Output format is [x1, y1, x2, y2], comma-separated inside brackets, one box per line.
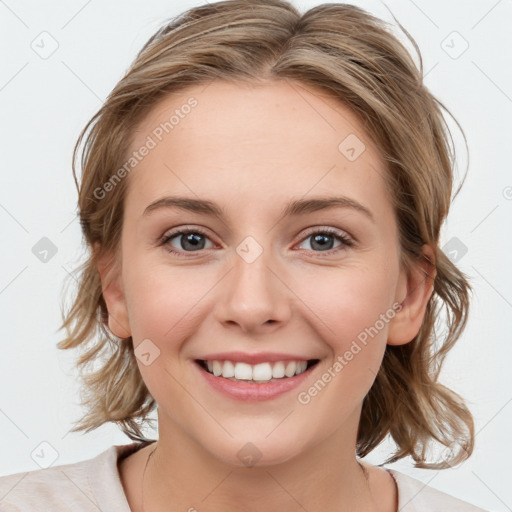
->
[215, 235, 289, 331]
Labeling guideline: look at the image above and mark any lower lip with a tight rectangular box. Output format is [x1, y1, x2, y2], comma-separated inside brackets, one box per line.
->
[195, 361, 317, 401]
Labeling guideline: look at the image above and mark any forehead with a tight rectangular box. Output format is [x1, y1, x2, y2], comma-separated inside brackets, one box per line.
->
[124, 79, 390, 220]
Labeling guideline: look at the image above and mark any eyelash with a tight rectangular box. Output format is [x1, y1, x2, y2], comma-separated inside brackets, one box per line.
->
[159, 226, 354, 258]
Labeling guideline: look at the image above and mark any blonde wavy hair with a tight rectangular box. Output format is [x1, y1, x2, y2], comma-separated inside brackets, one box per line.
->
[58, 0, 474, 469]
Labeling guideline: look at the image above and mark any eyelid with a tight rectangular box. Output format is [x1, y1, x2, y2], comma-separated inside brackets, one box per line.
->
[159, 224, 353, 242]
[159, 225, 213, 243]
[297, 225, 353, 243]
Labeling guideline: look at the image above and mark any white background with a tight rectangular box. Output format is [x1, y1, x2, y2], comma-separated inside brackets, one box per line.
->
[1, 0, 511, 510]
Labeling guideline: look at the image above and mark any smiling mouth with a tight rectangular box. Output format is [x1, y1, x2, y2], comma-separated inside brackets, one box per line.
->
[195, 359, 320, 383]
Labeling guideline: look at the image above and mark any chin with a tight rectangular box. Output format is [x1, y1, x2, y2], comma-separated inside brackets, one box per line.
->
[203, 433, 308, 469]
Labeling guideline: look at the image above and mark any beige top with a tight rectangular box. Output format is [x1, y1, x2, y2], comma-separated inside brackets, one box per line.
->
[0, 442, 488, 511]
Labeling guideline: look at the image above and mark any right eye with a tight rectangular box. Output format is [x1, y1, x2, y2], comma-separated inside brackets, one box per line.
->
[160, 227, 216, 257]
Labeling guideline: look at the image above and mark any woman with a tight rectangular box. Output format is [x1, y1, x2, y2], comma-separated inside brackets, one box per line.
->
[0, 1, 487, 510]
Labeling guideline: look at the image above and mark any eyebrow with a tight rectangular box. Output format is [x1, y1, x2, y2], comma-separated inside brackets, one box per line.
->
[143, 195, 375, 223]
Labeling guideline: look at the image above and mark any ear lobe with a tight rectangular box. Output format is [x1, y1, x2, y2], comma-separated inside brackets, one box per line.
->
[96, 248, 131, 339]
[387, 245, 436, 346]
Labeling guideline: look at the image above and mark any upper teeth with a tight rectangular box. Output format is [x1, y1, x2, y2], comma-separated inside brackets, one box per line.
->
[205, 360, 309, 381]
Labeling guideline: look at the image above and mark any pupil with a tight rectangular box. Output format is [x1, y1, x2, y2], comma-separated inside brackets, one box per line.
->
[182, 233, 204, 251]
[311, 233, 333, 251]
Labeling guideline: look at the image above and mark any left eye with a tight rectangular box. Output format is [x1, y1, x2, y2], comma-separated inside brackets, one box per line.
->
[297, 230, 352, 252]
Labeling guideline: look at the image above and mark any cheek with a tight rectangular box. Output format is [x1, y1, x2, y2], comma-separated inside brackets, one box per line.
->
[123, 260, 215, 341]
[293, 262, 397, 348]
[292, 267, 396, 420]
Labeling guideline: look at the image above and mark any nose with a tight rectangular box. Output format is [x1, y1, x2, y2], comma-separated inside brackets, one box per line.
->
[214, 244, 291, 334]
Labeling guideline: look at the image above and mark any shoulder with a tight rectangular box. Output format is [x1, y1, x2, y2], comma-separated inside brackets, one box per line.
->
[388, 469, 490, 512]
[0, 443, 144, 512]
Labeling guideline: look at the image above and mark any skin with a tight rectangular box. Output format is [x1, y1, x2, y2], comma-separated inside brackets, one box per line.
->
[97, 79, 436, 512]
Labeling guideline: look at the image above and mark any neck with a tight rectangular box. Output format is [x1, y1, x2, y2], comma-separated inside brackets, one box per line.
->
[142, 409, 380, 512]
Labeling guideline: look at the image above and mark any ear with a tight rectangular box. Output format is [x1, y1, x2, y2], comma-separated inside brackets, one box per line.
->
[94, 243, 132, 339]
[387, 244, 436, 346]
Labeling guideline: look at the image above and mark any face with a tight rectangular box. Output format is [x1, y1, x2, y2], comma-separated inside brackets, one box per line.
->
[100, 79, 433, 467]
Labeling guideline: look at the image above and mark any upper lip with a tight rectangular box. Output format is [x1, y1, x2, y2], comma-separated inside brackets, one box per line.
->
[196, 351, 318, 365]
